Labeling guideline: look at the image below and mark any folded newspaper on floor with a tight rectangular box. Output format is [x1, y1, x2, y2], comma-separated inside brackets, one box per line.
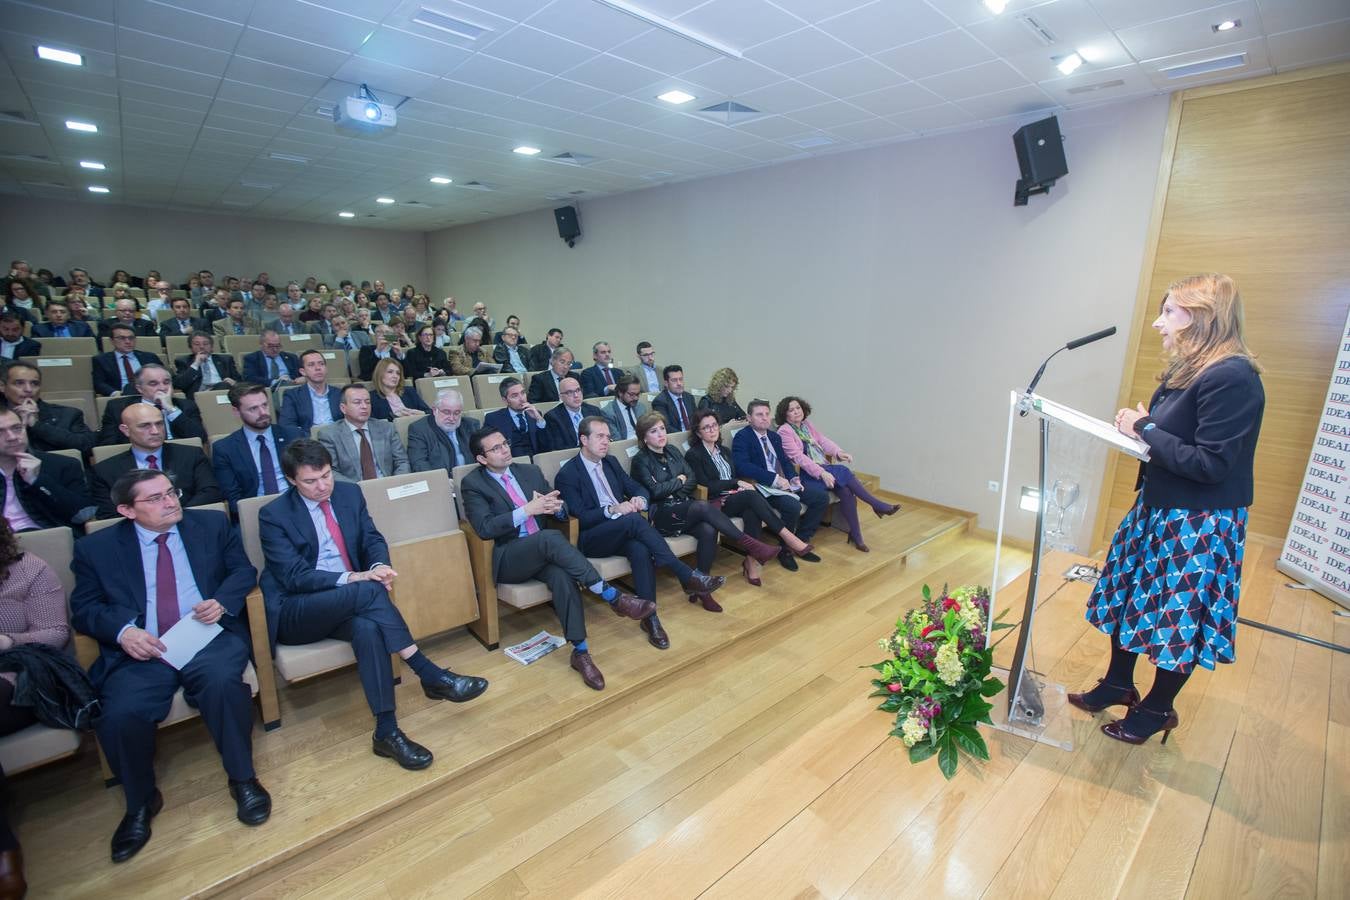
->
[505, 630, 567, 665]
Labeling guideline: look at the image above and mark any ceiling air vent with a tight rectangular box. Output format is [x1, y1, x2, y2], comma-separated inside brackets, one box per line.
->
[458, 180, 498, 191]
[1016, 14, 1057, 46]
[695, 101, 762, 125]
[0, 110, 38, 127]
[788, 134, 835, 149]
[640, 171, 676, 181]
[1161, 53, 1246, 79]
[412, 8, 491, 40]
[0, 153, 56, 165]
[548, 151, 599, 166]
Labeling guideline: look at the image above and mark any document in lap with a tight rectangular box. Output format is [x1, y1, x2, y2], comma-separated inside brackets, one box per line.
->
[158, 616, 223, 669]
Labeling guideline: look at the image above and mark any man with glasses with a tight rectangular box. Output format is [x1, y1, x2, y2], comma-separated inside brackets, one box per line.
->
[634, 342, 660, 393]
[97, 364, 206, 446]
[406, 389, 479, 476]
[72, 468, 269, 863]
[527, 346, 575, 404]
[492, 324, 528, 373]
[482, 377, 547, 458]
[242, 330, 303, 389]
[602, 373, 649, 441]
[91, 323, 164, 397]
[90, 403, 221, 518]
[98, 298, 157, 341]
[462, 426, 650, 690]
[543, 376, 602, 452]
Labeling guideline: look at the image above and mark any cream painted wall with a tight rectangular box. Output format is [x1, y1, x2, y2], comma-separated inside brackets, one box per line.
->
[3, 200, 428, 291]
[425, 95, 1171, 539]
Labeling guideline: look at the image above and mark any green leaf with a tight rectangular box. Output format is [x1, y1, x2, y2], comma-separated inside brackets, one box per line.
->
[963, 697, 993, 722]
[909, 739, 939, 764]
[937, 737, 959, 780]
[922, 584, 932, 601]
[950, 724, 990, 761]
[981, 677, 1005, 697]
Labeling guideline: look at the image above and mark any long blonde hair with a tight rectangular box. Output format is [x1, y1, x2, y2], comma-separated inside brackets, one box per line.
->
[706, 367, 739, 400]
[1158, 273, 1261, 389]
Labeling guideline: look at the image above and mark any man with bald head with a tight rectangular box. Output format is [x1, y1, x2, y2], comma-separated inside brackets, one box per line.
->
[97, 364, 206, 446]
[542, 376, 602, 452]
[98, 298, 157, 340]
[90, 402, 221, 517]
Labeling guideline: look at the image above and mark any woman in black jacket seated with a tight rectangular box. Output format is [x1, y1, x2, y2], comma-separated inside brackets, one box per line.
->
[632, 412, 782, 611]
[697, 367, 747, 423]
[369, 357, 431, 421]
[402, 324, 450, 381]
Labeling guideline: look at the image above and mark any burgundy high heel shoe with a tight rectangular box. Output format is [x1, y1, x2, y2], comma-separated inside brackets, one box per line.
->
[736, 533, 780, 564]
[1066, 679, 1140, 714]
[847, 534, 870, 553]
[688, 592, 723, 613]
[742, 557, 762, 587]
[874, 503, 902, 519]
[1101, 708, 1179, 745]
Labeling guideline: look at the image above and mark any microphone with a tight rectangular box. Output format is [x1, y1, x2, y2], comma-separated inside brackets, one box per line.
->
[1021, 325, 1117, 413]
[1064, 326, 1117, 350]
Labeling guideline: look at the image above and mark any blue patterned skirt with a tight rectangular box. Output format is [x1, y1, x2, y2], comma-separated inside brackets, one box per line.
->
[1086, 499, 1247, 673]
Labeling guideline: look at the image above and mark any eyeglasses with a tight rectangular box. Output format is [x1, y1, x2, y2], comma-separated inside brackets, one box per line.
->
[134, 487, 182, 505]
[560, 387, 582, 396]
[481, 441, 510, 454]
[698, 423, 720, 432]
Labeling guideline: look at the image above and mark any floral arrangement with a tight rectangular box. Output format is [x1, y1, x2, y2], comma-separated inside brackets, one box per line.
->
[867, 584, 1008, 779]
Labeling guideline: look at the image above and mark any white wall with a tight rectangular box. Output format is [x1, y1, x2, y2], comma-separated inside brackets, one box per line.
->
[3, 200, 428, 291]
[426, 95, 1171, 539]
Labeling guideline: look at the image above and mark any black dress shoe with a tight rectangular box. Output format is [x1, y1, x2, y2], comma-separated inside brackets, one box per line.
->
[111, 789, 163, 863]
[683, 570, 725, 593]
[777, 549, 799, 571]
[640, 614, 670, 649]
[0, 846, 24, 899]
[422, 671, 489, 702]
[799, 551, 821, 563]
[372, 729, 434, 770]
[229, 778, 272, 826]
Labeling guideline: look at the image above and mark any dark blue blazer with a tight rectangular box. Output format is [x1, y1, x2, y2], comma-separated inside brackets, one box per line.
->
[241, 350, 300, 384]
[483, 407, 546, 458]
[1, 337, 41, 360]
[579, 364, 624, 399]
[554, 453, 649, 530]
[32, 321, 95, 339]
[91, 349, 163, 397]
[69, 510, 256, 684]
[732, 426, 800, 485]
[543, 402, 602, 453]
[256, 481, 389, 645]
[212, 424, 306, 513]
[277, 384, 342, 431]
[370, 386, 429, 421]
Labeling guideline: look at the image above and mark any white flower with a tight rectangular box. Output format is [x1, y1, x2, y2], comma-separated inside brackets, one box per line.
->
[901, 714, 928, 747]
[935, 642, 965, 686]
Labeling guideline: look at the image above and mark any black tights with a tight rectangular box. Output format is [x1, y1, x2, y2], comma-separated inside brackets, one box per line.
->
[683, 501, 743, 573]
[1100, 631, 1192, 713]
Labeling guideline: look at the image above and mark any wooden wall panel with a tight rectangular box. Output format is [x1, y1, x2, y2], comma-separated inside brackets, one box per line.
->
[1096, 65, 1350, 545]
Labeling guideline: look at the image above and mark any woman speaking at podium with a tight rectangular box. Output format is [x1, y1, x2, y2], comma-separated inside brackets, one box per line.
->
[1070, 273, 1264, 745]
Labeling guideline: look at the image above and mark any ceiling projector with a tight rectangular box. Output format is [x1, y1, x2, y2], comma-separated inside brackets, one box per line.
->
[333, 85, 397, 135]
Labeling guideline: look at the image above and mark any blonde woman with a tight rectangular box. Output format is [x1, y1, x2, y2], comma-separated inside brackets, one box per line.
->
[1072, 274, 1264, 745]
[698, 367, 746, 423]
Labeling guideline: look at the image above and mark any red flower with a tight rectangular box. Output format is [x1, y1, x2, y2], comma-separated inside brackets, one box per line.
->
[943, 597, 959, 611]
[887, 682, 902, 693]
[921, 623, 940, 638]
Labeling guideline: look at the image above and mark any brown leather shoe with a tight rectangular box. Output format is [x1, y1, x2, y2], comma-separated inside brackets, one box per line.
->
[570, 650, 605, 690]
[640, 613, 670, 649]
[688, 592, 723, 613]
[0, 847, 25, 900]
[612, 592, 657, 621]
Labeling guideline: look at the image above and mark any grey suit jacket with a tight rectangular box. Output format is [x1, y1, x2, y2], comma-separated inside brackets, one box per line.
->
[602, 398, 650, 441]
[315, 418, 410, 481]
[325, 330, 372, 350]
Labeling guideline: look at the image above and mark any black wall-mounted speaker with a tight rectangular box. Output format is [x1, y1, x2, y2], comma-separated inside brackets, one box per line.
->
[554, 206, 580, 244]
[1013, 115, 1068, 188]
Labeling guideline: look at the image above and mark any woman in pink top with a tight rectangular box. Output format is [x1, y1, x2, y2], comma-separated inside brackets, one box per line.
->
[775, 396, 900, 552]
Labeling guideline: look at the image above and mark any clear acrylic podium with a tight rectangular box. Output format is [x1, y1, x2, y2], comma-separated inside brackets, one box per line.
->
[987, 390, 1150, 750]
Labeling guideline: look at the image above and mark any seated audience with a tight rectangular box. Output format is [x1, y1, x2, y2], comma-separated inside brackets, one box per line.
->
[443, 297, 463, 323]
[98, 299, 156, 339]
[369, 358, 430, 421]
[2, 363, 96, 455]
[603, 374, 649, 441]
[2, 281, 37, 324]
[241, 331, 302, 389]
[699, 367, 747, 423]
[543, 376, 602, 452]
[527, 346, 576, 404]
[92, 324, 163, 397]
[270, 304, 305, 337]
[446, 326, 490, 375]
[407, 389, 477, 475]
[468, 303, 493, 332]
[316, 384, 410, 481]
[493, 314, 526, 345]
[172, 333, 239, 396]
[308, 303, 337, 340]
[66, 295, 98, 329]
[631, 413, 779, 612]
[357, 325, 404, 380]
[652, 364, 696, 433]
[462, 426, 650, 690]
[492, 323, 529, 373]
[776, 396, 899, 553]
[686, 409, 815, 584]
[213, 298, 259, 338]
[634, 341, 661, 393]
[580, 341, 623, 399]
[71, 469, 269, 863]
[68, 267, 103, 299]
[732, 399, 828, 565]
[158, 295, 207, 339]
[90, 404, 221, 518]
[370, 292, 395, 323]
[527, 327, 566, 372]
[0, 407, 93, 530]
[326, 314, 370, 351]
[0, 315, 38, 362]
[258, 440, 488, 770]
[31, 299, 94, 339]
[402, 324, 449, 380]
[278, 350, 342, 431]
[482, 377, 547, 458]
[97, 365, 206, 446]
[213, 383, 304, 513]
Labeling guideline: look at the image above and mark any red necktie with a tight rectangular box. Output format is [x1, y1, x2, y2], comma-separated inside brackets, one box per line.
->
[121, 354, 135, 386]
[146, 454, 158, 470]
[154, 533, 180, 636]
[603, 367, 613, 385]
[500, 472, 539, 535]
[319, 499, 355, 570]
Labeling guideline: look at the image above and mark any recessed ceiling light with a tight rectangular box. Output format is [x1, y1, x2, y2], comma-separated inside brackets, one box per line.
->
[79, 160, 105, 170]
[65, 120, 97, 133]
[338, 211, 356, 218]
[657, 89, 696, 105]
[88, 185, 109, 194]
[36, 46, 83, 66]
[1056, 52, 1084, 75]
[983, 0, 1008, 14]
[513, 145, 541, 156]
[376, 197, 396, 204]
[267, 152, 309, 164]
[1213, 19, 1241, 32]
[429, 176, 452, 184]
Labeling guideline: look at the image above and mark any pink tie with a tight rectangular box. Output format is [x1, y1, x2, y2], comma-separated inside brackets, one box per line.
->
[319, 499, 356, 569]
[501, 473, 538, 535]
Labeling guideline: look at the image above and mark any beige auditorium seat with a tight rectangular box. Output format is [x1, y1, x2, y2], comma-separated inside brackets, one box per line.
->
[163, 335, 192, 358]
[44, 393, 96, 431]
[133, 337, 164, 355]
[22, 356, 95, 394]
[277, 333, 320, 355]
[611, 438, 639, 472]
[27, 336, 97, 356]
[90, 436, 203, 465]
[222, 335, 262, 354]
[196, 388, 266, 436]
[534, 400, 559, 416]
[392, 411, 427, 449]
[415, 374, 472, 408]
[471, 373, 516, 409]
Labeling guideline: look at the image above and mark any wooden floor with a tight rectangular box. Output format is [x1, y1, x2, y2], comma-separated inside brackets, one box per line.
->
[16, 508, 1348, 898]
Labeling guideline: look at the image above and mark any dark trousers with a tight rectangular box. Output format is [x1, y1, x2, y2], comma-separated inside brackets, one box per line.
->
[497, 530, 599, 643]
[653, 500, 745, 573]
[762, 488, 827, 540]
[277, 582, 415, 717]
[578, 513, 692, 602]
[0, 681, 35, 852]
[95, 630, 255, 809]
[720, 490, 789, 541]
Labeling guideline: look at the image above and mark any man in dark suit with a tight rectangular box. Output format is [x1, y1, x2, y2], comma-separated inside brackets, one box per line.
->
[356, 326, 404, 380]
[0, 314, 40, 362]
[2, 363, 97, 455]
[315, 384, 410, 481]
[258, 439, 488, 770]
[241, 330, 302, 388]
[92, 324, 163, 397]
[651, 364, 696, 433]
[461, 426, 651, 690]
[172, 333, 240, 396]
[91, 403, 222, 518]
[732, 400, 828, 569]
[482, 377, 547, 459]
[526, 346, 575, 404]
[526, 327, 565, 372]
[277, 349, 342, 432]
[96, 365, 207, 446]
[406, 389, 479, 475]
[579, 341, 624, 399]
[212, 383, 305, 514]
[0, 407, 93, 530]
[71, 469, 269, 863]
[602, 374, 650, 441]
[554, 417, 723, 650]
[97, 299, 157, 341]
[158, 296, 209, 341]
[29, 299, 94, 339]
[491, 323, 529, 373]
[543, 376, 602, 452]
